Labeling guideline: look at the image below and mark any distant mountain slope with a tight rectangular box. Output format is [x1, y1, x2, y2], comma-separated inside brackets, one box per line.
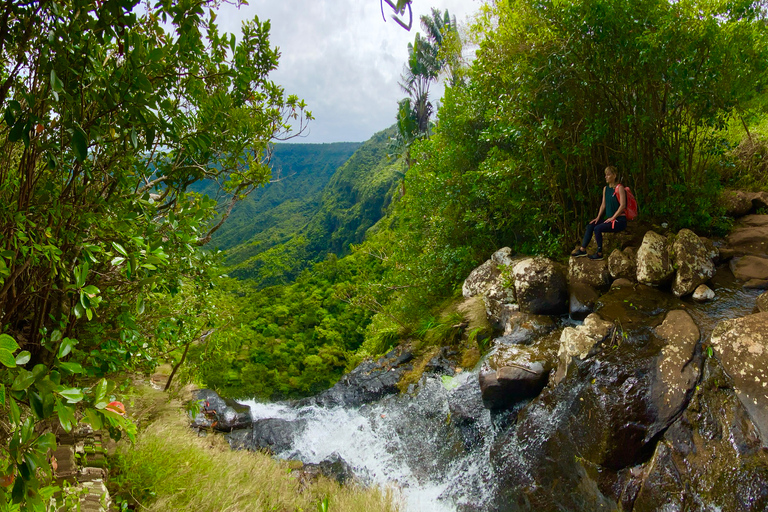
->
[208, 142, 361, 259]
[228, 125, 402, 285]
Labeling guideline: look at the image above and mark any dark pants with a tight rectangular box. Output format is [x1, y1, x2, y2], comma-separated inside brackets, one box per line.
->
[581, 216, 627, 252]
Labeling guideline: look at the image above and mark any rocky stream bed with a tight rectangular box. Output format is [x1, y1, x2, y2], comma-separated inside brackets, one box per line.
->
[191, 201, 768, 511]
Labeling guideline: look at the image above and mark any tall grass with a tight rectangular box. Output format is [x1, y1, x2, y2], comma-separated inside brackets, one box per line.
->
[111, 385, 400, 512]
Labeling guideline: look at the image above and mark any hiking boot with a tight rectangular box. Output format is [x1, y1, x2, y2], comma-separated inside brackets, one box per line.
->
[570, 248, 587, 258]
[588, 252, 603, 260]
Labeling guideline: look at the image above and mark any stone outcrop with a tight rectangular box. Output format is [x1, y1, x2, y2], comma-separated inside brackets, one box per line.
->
[710, 312, 768, 444]
[636, 230, 674, 285]
[568, 256, 610, 289]
[462, 248, 522, 327]
[496, 311, 554, 344]
[608, 247, 637, 280]
[511, 257, 568, 315]
[671, 228, 715, 297]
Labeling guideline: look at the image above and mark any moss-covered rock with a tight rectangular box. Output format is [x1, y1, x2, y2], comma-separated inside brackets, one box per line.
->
[671, 228, 715, 297]
[568, 256, 611, 289]
[608, 247, 637, 281]
[636, 230, 674, 286]
[512, 257, 568, 315]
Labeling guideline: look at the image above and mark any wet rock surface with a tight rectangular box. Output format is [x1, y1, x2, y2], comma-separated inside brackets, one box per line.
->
[490, 310, 702, 511]
[758, 291, 768, 312]
[710, 312, 768, 444]
[226, 417, 308, 454]
[730, 254, 768, 282]
[299, 347, 413, 408]
[727, 215, 768, 257]
[497, 311, 555, 343]
[692, 283, 715, 302]
[630, 358, 768, 512]
[569, 282, 599, 320]
[296, 453, 356, 485]
[512, 257, 568, 315]
[192, 389, 252, 432]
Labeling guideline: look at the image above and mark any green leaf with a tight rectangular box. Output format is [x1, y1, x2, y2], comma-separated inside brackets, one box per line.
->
[29, 392, 44, 419]
[35, 432, 57, 451]
[15, 351, 31, 365]
[84, 409, 103, 430]
[86, 307, 93, 321]
[11, 369, 35, 391]
[57, 361, 83, 374]
[50, 69, 64, 93]
[0, 333, 20, 352]
[82, 284, 99, 295]
[0, 348, 16, 368]
[73, 302, 84, 319]
[57, 387, 84, 403]
[72, 124, 88, 162]
[93, 379, 107, 402]
[9, 117, 26, 142]
[55, 399, 75, 432]
[112, 241, 128, 257]
[58, 337, 76, 359]
[10, 397, 21, 425]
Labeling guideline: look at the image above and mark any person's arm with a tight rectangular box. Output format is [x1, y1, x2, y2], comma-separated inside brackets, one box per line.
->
[606, 185, 626, 223]
[592, 187, 606, 223]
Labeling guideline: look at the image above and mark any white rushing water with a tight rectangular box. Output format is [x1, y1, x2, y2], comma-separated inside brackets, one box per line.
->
[242, 369, 497, 512]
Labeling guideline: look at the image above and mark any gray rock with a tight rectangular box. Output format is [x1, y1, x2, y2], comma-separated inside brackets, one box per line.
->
[462, 259, 499, 299]
[611, 278, 633, 289]
[692, 284, 715, 302]
[744, 279, 768, 290]
[710, 312, 768, 445]
[498, 311, 555, 344]
[720, 189, 754, 217]
[671, 229, 715, 297]
[758, 292, 768, 313]
[568, 256, 611, 290]
[726, 215, 768, 257]
[730, 255, 768, 282]
[608, 247, 637, 281]
[192, 389, 252, 432]
[554, 313, 614, 384]
[226, 418, 308, 455]
[569, 282, 599, 321]
[636, 231, 674, 285]
[491, 246, 517, 267]
[512, 257, 568, 315]
[297, 454, 356, 485]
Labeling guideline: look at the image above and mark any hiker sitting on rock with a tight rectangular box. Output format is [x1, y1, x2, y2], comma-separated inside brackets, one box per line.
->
[571, 165, 627, 260]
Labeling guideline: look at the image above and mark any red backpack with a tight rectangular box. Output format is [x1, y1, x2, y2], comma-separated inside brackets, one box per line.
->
[614, 184, 638, 220]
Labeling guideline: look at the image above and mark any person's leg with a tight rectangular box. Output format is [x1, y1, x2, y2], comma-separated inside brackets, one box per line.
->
[580, 221, 597, 250]
[593, 217, 628, 254]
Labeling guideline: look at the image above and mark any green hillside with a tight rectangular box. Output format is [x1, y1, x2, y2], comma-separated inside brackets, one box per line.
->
[227, 126, 402, 285]
[206, 142, 361, 256]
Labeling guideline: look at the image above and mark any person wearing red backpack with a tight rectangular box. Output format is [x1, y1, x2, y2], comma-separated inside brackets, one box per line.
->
[570, 165, 627, 260]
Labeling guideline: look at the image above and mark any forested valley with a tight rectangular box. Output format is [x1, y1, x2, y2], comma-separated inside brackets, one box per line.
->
[2, 0, 768, 510]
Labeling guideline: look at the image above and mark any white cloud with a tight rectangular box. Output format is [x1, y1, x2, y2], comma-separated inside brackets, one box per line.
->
[215, 0, 482, 143]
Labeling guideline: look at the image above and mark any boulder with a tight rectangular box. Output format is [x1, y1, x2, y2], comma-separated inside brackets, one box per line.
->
[611, 278, 633, 289]
[608, 247, 637, 281]
[745, 279, 768, 290]
[720, 189, 754, 217]
[726, 215, 768, 257]
[496, 311, 555, 344]
[652, 310, 701, 429]
[692, 284, 715, 302]
[671, 228, 716, 297]
[512, 257, 568, 315]
[449, 380, 488, 449]
[710, 312, 768, 445]
[730, 255, 768, 282]
[569, 282, 599, 321]
[636, 231, 674, 286]
[568, 256, 611, 289]
[300, 347, 413, 408]
[699, 236, 720, 262]
[554, 313, 614, 384]
[630, 358, 768, 512]
[462, 259, 500, 299]
[226, 418, 308, 455]
[192, 389, 252, 432]
[491, 246, 517, 267]
[490, 311, 702, 510]
[758, 292, 768, 313]
[479, 337, 559, 410]
[297, 454, 356, 485]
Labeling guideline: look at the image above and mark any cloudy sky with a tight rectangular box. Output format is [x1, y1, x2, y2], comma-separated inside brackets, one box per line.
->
[214, 0, 483, 143]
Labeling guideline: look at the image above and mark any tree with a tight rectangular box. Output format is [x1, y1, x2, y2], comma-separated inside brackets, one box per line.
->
[0, 0, 310, 508]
